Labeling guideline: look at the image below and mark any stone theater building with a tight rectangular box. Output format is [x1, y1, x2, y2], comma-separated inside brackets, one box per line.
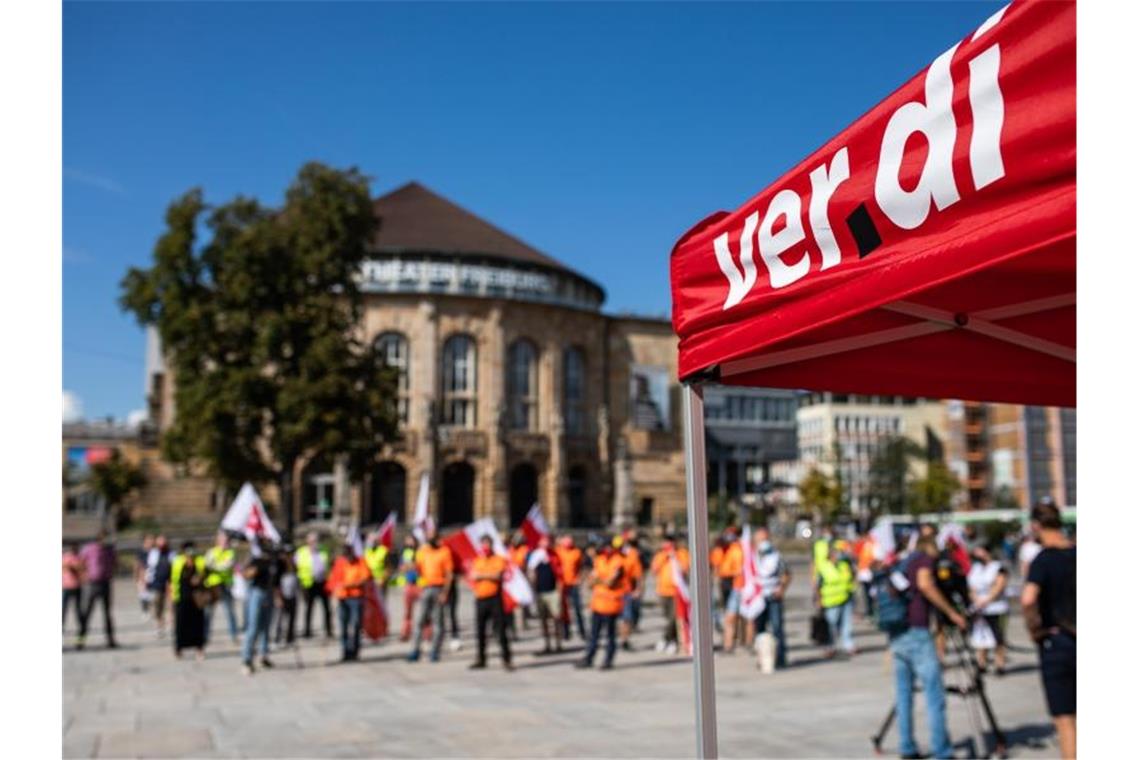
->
[147, 182, 692, 531]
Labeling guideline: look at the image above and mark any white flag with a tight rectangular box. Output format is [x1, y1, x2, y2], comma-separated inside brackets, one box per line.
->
[412, 472, 434, 543]
[347, 523, 364, 556]
[220, 482, 281, 545]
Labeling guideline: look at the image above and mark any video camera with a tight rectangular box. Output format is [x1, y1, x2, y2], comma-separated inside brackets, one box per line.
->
[933, 550, 970, 615]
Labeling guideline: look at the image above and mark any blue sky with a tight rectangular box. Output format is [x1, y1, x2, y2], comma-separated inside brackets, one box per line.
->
[64, 0, 1003, 420]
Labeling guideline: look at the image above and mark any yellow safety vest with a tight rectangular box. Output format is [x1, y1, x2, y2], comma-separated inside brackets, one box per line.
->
[395, 547, 417, 587]
[364, 545, 389, 582]
[295, 546, 329, 589]
[813, 538, 830, 579]
[170, 555, 206, 603]
[818, 558, 853, 609]
[203, 547, 235, 588]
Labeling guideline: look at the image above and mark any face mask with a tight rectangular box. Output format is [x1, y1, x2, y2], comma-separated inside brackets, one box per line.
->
[759, 541, 772, 553]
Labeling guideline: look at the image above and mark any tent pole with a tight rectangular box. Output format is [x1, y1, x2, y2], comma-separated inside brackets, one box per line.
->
[683, 382, 718, 759]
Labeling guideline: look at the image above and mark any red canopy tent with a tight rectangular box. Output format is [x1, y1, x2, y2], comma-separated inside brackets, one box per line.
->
[668, 2, 1074, 756]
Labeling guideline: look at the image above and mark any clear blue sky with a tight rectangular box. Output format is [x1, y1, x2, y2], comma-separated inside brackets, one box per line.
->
[64, 0, 1003, 421]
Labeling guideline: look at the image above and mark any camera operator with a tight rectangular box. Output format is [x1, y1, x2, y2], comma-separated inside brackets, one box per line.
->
[890, 535, 967, 760]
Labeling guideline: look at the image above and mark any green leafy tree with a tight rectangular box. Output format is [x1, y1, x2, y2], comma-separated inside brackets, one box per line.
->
[906, 459, 962, 516]
[799, 466, 844, 525]
[89, 450, 147, 530]
[867, 436, 924, 516]
[120, 163, 400, 537]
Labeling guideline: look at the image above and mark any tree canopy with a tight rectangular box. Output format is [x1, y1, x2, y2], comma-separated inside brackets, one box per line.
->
[120, 163, 399, 530]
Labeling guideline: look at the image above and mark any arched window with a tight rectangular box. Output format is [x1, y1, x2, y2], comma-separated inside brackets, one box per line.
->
[375, 332, 410, 424]
[507, 339, 539, 431]
[563, 346, 586, 435]
[442, 334, 477, 428]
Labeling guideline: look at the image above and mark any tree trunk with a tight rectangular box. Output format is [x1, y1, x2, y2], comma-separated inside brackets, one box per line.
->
[281, 460, 295, 541]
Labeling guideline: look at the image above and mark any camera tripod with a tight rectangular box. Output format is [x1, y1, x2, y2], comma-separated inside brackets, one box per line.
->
[871, 623, 1008, 759]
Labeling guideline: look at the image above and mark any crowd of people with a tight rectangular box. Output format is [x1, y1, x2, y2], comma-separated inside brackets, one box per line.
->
[63, 501, 1075, 757]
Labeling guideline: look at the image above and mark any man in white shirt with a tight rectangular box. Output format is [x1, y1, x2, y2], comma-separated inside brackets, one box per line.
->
[749, 526, 791, 669]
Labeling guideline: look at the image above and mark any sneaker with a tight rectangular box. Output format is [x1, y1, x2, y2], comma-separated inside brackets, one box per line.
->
[429, 652, 440, 663]
[406, 651, 420, 662]
[654, 641, 666, 653]
[666, 643, 678, 655]
[621, 641, 633, 652]
[260, 658, 274, 669]
[469, 661, 487, 670]
[241, 662, 254, 676]
[600, 661, 614, 671]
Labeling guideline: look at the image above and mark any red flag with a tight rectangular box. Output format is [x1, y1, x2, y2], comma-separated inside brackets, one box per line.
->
[520, 504, 549, 549]
[362, 580, 388, 641]
[375, 512, 396, 550]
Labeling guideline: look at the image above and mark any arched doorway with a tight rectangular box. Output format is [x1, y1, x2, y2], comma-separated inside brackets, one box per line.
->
[440, 461, 475, 527]
[509, 463, 539, 527]
[368, 461, 406, 525]
[568, 465, 588, 528]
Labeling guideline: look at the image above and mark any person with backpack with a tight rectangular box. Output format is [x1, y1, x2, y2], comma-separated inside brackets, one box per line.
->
[878, 535, 967, 760]
[1021, 500, 1076, 760]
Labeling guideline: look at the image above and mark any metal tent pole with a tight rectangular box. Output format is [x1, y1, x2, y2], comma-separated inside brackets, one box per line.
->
[682, 382, 718, 759]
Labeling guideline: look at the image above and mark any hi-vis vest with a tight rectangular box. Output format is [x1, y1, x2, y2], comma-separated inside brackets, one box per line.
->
[364, 545, 389, 582]
[203, 547, 235, 588]
[818, 558, 853, 609]
[296, 546, 330, 589]
[396, 547, 418, 587]
[170, 555, 206, 603]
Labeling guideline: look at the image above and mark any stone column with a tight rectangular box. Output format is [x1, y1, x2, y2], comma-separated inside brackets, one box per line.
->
[334, 454, 352, 522]
[485, 305, 508, 524]
[547, 340, 566, 528]
[611, 436, 634, 529]
[418, 299, 438, 523]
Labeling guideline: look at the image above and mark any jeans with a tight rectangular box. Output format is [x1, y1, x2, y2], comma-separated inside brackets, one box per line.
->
[79, 580, 116, 644]
[823, 600, 854, 652]
[204, 584, 239, 644]
[242, 587, 272, 664]
[755, 599, 786, 667]
[338, 597, 364, 659]
[475, 595, 511, 665]
[583, 612, 618, 666]
[303, 582, 333, 638]
[411, 585, 446, 659]
[63, 588, 82, 631]
[563, 584, 587, 639]
[891, 628, 952, 759]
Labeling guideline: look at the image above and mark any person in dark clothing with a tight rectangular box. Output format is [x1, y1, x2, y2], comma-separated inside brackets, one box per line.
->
[528, 536, 563, 654]
[77, 530, 118, 650]
[172, 541, 207, 660]
[1021, 500, 1076, 760]
[242, 538, 278, 675]
[274, 549, 298, 647]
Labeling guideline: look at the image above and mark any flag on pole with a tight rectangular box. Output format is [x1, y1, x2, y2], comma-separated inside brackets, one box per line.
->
[220, 482, 281, 545]
[671, 556, 692, 656]
[738, 525, 766, 620]
[442, 517, 535, 611]
[870, 519, 897, 562]
[520, 503, 550, 549]
[411, 472, 434, 543]
[374, 511, 397, 550]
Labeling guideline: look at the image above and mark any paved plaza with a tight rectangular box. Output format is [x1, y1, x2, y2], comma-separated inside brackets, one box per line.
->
[63, 559, 1060, 758]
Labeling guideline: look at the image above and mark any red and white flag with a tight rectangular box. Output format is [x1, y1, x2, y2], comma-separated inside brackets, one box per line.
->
[221, 482, 281, 545]
[373, 512, 397, 550]
[739, 525, 766, 620]
[870, 520, 897, 562]
[520, 503, 549, 549]
[443, 517, 534, 611]
[671, 556, 691, 656]
[411, 472, 434, 543]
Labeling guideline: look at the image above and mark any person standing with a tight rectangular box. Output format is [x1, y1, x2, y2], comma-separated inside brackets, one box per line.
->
[1019, 531, 1043, 580]
[170, 541, 207, 660]
[527, 535, 563, 654]
[146, 535, 173, 638]
[855, 530, 877, 618]
[967, 541, 1010, 674]
[327, 543, 372, 662]
[407, 529, 453, 663]
[364, 533, 390, 596]
[816, 540, 856, 657]
[576, 538, 625, 670]
[716, 527, 744, 653]
[468, 534, 513, 671]
[618, 536, 644, 652]
[63, 542, 85, 637]
[241, 537, 277, 675]
[890, 535, 967, 760]
[396, 535, 421, 641]
[650, 534, 689, 654]
[274, 549, 298, 647]
[554, 535, 586, 641]
[203, 531, 239, 645]
[134, 535, 154, 619]
[77, 530, 118, 650]
[1021, 500, 1076, 760]
[748, 527, 791, 669]
[295, 531, 333, 639]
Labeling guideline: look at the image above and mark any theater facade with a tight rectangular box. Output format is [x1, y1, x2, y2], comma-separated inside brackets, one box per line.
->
[147, 182, 688, 531]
